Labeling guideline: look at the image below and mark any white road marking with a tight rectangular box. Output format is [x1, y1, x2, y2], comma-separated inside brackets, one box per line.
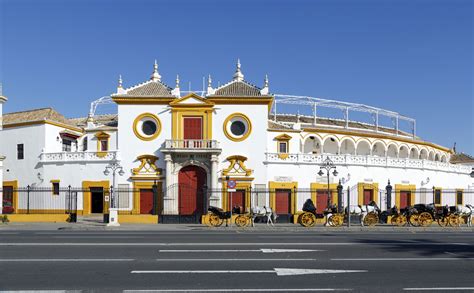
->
[331, 258, 474, 261]
[131, 268, 367, 276]
[123, 289, 352, 292]
[0, 242, 469, 246]
[158, 249, 324, 253]
[155, 258, 317, 261]
[52, 236, 146, 239]
[404, 288, 474, 291]
[0, 258, 135, 262]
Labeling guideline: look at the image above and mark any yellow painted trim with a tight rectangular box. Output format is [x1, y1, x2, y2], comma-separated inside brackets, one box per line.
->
[433, 187, 442, 206]
[2, 180, 18, 213]
[222, 155, 253, 176]
[455, 189, 464, 205]
[171, 109, 213, 140]
[4, 214, 69, 223]
[303, 128, 451, 153]
[132, 113, 162, 141]
[223, 113, 252, 142]
[118, 214, 158, 224]
[357, 182, 379, 205]
[132, 155, 162, 176]
[274, 134, 292, 140]
[95, 131, 110, 158]
[394, 184, 416, 208]
[219, 176, 254, 181]
[3, 120, 83, 133]
[268, 181, 298, 214]
[82, 180, 110, 215]
[112, 97, 175, 104]
[222, 181, 252, 212]
[310, 183, 338, 210]
[132, 181, 162, 215]
[169, 93, 215, 107]
[275, 134, 291, 158]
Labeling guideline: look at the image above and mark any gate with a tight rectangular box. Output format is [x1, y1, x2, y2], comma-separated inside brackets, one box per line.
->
[162, 183, 207, 224]
[65, 186, 78, 222]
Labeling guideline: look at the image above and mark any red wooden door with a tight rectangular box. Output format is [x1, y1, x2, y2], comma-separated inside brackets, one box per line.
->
[229, 189, 245, 212]
[178, 166, 207, 215]
[363, 189, 373, 204]
[275, 189, 291, 214]
[140, 189, 154, 214]
[316, 191, 329, 214]
[2, 186, 14, 214]
[399, 191, 411, 209]
[183, 117, 202, 139]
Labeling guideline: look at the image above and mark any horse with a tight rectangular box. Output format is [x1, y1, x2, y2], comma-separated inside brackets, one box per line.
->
[454, 204, 474, 227]
[251, 206, 277, 227]
[345, 201, 380, 226]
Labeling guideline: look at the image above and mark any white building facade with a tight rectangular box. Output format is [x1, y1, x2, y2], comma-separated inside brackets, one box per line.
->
[1, 61, 473, 223]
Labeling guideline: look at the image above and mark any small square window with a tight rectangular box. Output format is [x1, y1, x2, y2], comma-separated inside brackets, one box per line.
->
[434, 189, 441, 205]
[62, 139, 72, 152]
[456, 191, 463, 205]
[52, 182, 60, 195]
[83, 137, 88, 151]
[279, 142, 288, 153]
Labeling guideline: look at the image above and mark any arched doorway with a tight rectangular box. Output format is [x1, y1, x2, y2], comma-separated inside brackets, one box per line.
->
[178, 165, 207, 220]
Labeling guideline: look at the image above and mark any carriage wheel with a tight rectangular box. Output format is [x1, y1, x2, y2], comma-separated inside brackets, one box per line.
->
[299, 212, 316, 227]
[393, 215, 407, 227]
[363, 213, 378, 226]
[418, 212, 433, 227]
[208, 214, 224, 227]
[330, 214, 344, 227]
[408, 214, 420, 227]
[448, 214, 461, 227]
[437, 216, 449, 227]
[235, 215, 250, 227]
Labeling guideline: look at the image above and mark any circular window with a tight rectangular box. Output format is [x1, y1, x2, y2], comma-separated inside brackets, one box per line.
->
[133, 113, 161, 141]
[223, 113, 252, 142]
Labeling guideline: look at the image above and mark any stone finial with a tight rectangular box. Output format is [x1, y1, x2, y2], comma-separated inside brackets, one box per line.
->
[118, 75, 123, 88]
[233, 58, 244, 81]
[150, 59, 162, 81]
[260, 74, 270, 95]
[206, 74, 215, 95]
[175, 74, 180, 88]
[171, 74, 181, 98]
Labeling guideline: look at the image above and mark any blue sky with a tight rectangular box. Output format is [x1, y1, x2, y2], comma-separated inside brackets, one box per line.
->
[1, 0, 472, 153]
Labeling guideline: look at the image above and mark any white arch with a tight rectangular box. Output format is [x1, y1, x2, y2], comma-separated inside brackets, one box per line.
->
[356, 139, 371, 156]
[372, 141, 386, 157]
[440, 154, 447, 163]
[303, 135, 322, 154]
[428, 150, 435, 161]
[434, 153, 440, 162]
[409, 147, 419, 159]
[399, 145, 409, 159]
[387, 143, 398, 158]
[339, 137, 356, 155]
[322, 135, 339, 154]
[419, 148, 429, 160]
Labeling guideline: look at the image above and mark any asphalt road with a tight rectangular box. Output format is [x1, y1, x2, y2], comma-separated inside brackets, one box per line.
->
[0, 229, 473, 292]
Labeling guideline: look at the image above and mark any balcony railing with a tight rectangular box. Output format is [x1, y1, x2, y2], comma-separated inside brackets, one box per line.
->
[162, 139, 221, 153]
[40, 151, 119, 163]
[264, 153, 471, 174]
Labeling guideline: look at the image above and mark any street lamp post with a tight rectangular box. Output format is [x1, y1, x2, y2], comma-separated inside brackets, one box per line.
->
[318, 157, 338, 208]
[104, 160, 125, 226]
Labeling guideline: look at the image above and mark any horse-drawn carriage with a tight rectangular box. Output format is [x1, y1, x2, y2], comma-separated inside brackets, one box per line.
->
[298, 199, 344, 227]
[207, 206, 252, 227]
[389, 203, 462, 227]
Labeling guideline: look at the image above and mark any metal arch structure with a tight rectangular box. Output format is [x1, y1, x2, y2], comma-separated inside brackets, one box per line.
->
[89, 96, 114, 117]
[88, 93, 417, 138]
[272, 94, 416, 138]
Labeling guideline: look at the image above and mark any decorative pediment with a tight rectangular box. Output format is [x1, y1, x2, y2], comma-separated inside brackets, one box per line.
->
[274, 134, 292, 141]
[222, 155, 253, 177]
[169, 93, 215, 107]
[95, 131, 110, 139]
[132, 155, 162, 177]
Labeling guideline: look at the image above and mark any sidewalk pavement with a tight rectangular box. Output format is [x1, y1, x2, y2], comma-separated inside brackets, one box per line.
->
[0, 222, 473, 232]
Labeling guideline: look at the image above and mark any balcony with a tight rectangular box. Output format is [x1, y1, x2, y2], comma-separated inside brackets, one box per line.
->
[39, 151, 119, 163]
[161, 139, 221, 154]
[264, 153, 471, 174]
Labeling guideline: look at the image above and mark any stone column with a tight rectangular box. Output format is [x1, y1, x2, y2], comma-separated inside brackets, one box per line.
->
[163, 154, 176, 214]
[210, 154, 220, 207]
